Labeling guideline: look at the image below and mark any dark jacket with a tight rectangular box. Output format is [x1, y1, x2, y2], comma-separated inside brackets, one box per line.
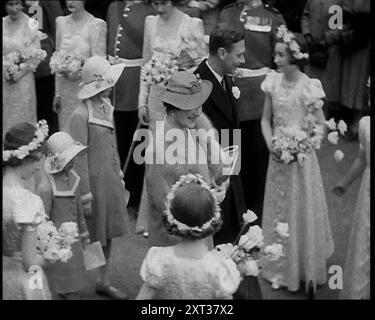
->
[195, 60, 246, 244]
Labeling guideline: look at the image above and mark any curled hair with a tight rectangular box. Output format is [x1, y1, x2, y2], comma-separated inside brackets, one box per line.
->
[3, 122, 45, 168]
[276, 33, 309, 70]
[163, 182, 223, 240]
[209, 23, 244, 56]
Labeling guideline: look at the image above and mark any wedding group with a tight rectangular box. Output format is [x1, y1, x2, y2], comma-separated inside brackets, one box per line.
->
[2, 0, 370, 300]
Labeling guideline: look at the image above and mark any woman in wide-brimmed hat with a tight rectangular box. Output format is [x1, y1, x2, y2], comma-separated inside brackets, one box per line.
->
[140, 71, 230, 248]
[37, 131, 90, 299]
[69, 55, 130, 300]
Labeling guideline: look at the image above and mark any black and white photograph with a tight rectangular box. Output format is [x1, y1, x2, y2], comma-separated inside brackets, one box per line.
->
[2, 0, 371, 304]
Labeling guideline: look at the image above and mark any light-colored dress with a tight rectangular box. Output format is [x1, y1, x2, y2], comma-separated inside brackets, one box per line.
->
[137, 11, 205, 233]
[55, 13, 106, 132]
[140, 246, 241, 299]
[340, 116, 370, 299]
[37, 169, 89, 294]
[70, 98, 129, 246]
[2, 186, 51, 300]
[260, 71, 335, 292]
[3, 13, 43, 136]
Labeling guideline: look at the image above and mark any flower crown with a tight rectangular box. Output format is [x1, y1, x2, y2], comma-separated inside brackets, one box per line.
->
[3, 120, 49, 162]
[164, 174, 221, 234]
[276, 25, 309, 60]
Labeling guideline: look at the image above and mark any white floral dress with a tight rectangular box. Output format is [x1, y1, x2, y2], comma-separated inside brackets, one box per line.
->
[140, 246, 241, 299]
[260, 71, 335, 292]
[2, 13, 43, 136]
[55, 13, 106, 132]
[2, 186, 51, 300]
[340, 116, 370, 299]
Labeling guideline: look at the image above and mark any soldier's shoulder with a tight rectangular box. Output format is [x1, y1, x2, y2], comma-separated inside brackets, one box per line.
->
[263, 2, 281, 15]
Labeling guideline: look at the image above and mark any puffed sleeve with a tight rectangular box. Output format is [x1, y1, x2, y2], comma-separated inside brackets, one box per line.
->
[14, 190, 47, 226]
[35, 168, 53, 217]
[260, 71, 277, 96]
[140, 247, 164, 289]
[358, 116, 370, 152]
[207, 254, 241, 299]
[89, 18, 107, 57]
[69, 105, 93, 205]
[301, 78, 326, 112]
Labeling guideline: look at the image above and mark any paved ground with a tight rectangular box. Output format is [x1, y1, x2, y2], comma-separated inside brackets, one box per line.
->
[75, 138, 360, 300]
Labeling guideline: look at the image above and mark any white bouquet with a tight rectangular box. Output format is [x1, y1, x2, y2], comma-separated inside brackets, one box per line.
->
[36, 221, 79, 263]
[271, 125, 321, 166]
[3, 47, 47, 83]
[141, 49, 179, 87]
[177, 29, 208, 70]
[50, 51, 86, 80]
[214, 210, 286, 278]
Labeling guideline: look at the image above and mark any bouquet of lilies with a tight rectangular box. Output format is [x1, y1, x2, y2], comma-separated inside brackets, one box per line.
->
[50, 50, 86, 80]
[141, 49, 179, 87]
[214, 210, 287, 278]
[36, 221, 79, 263]
[3, 47, 47, 83]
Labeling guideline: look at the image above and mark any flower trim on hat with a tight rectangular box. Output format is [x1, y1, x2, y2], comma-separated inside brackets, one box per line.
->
[164, 173, 221, 234]
[276, 25, 309, 60]
[45, 141, 85, 172]
[3, 120, 49, 162]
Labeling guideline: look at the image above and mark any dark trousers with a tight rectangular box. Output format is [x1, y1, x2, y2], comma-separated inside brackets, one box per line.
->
[239, 119, 269, 224]
[114, 110, 145, 207]
[35, 75, 58, 134]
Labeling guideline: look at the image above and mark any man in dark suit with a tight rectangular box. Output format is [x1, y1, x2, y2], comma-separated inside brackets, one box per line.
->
[107, 0, 156, 214]
[195, 24, 246, 246]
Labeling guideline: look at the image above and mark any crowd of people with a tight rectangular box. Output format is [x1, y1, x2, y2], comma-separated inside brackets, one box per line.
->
[2, 0, 370, 300]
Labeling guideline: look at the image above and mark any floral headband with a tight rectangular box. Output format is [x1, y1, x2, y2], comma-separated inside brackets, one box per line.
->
[3, 120, 49, 162]
[276, 25, 309, 60]
[164, 174, 222, 234]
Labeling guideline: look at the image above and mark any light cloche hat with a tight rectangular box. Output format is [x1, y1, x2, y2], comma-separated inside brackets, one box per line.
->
[160, 71, 212, 110]
[78, 55, 125, 100]
[44, 132, 87, 174]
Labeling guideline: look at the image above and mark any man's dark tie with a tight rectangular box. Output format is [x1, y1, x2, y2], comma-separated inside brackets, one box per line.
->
[221, 78, 227, 93]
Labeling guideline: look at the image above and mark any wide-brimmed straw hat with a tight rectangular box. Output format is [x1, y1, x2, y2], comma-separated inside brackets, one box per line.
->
[44, 132, 87, 174]
[160, 71, 212, 110]
[78, 55, 125, 100]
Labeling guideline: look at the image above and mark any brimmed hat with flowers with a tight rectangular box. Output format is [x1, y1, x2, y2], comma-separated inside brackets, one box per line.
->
[78, 55, 125, 100]
[44, 132, 87, 174]
[160, 71, 212, 110]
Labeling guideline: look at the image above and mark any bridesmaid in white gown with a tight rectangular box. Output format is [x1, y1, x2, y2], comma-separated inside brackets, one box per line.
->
[3, 0, 45, 137]
[3, 122, 51, 300]
[333, 116, 370, 299]
[136, 0, 206, 235]
[52, 0, 107, 132]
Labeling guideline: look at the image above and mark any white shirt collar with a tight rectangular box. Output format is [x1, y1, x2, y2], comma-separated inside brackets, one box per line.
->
[206, 60, 223, 85]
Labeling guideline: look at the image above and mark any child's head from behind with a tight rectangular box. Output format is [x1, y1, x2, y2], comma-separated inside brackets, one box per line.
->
[164, 175, 222, 240]
[275, 27, 308, 72]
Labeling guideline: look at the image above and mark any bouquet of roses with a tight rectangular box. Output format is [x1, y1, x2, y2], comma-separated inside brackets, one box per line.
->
[49, 50, 86, 80]
[271, 124, 322, 166]
[177, 29, 208, 71]
[214, 210, 287, 278]
[36, 221, 79, 263]
[3, 47, 47, 83]
[141, 49, 179, 87]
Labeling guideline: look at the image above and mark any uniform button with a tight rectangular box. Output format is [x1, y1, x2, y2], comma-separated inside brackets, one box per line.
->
[72, 199, 76, 204]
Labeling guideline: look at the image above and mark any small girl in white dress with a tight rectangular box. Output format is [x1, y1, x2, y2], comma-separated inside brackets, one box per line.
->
[136, 174, 241, 299]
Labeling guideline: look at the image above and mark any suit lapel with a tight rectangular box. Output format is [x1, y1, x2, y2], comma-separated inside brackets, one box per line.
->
[196, 61, 234, 125]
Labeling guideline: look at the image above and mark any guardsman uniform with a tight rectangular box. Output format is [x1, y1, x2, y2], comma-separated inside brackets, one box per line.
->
[107, 1, 156, 208]
[219, 0, 285, 221]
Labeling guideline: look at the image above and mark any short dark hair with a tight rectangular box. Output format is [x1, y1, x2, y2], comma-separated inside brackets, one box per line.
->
[276, 33, 309, 70]
[209, 23, 244, 56]
[3, 122, 45, 167]
[163, 101, 179, 113]
[163, 182, 223, 240]
[150, 0, 182, 6]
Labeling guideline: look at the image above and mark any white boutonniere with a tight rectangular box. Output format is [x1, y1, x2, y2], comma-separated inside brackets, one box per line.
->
[232, 86, 241, 99]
